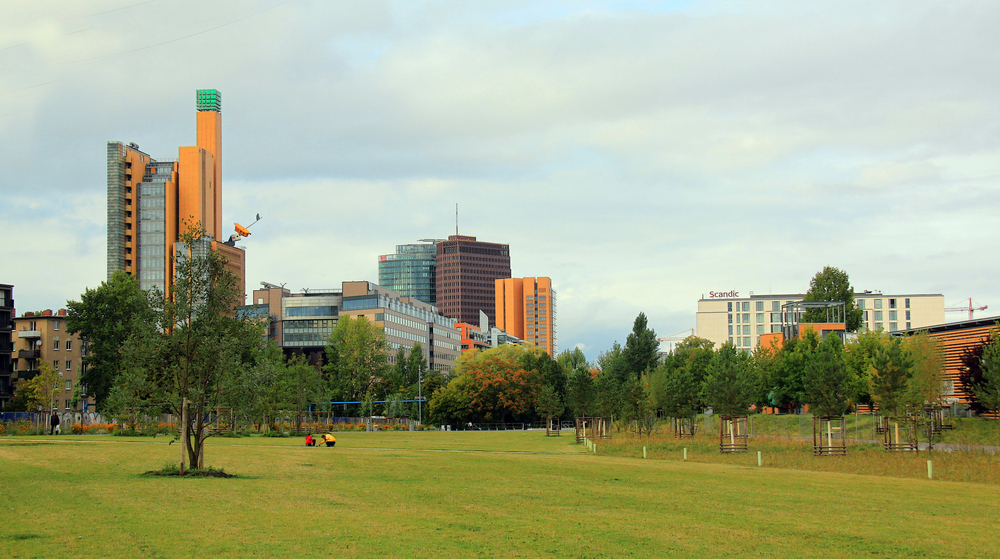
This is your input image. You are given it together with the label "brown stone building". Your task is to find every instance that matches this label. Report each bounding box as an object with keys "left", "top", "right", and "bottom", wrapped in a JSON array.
[
  {"left": 436, "top": 235, "right": 511, "bottom": 326},
  {"left": 11, "top": 309, "right": 92, "bottom": 413}
]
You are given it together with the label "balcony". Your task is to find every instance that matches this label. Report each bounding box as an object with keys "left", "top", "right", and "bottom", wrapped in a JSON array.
[
  {"left": 0, "top": 341, "right": 14, "bottom": 353},
  {"left": 16, "top": 369, "right": 39, "bottom": 381},
  {"left": 18, "top": 330, "right": 41, "bottom": 339},
  {"left": 18, "top": 349, "right": 40, "bottom": 359}
]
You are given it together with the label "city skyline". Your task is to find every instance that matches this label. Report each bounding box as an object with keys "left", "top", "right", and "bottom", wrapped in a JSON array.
[{"left": 3, "top": 1, "right": 999, "bottom": 361}]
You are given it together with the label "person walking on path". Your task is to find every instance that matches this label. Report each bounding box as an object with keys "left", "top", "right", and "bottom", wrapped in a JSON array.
[{"left": 50, "top": 411, "right": 60, "bottom": 435}]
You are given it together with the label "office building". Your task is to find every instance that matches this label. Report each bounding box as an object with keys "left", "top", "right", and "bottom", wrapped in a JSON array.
[
  {"left": 11, "top": 309, "right": 93, "bottom": 413},
  {"left": 378, "top": 240, "right": 442, "bottom": 305},
  {"left": 249, "top": 281, "right": 462, "bottom": 373},
  {"left": 0, "top": 284, "right": 13, "bottom": 409},
  {"left": 436, "top": 235, "right": 511, "bottom": 326},
  {"left": 899, "top": 315, "right": 1000, "bottom": 405},
  {"left": 495, "top": 277, "right": 558, "bottom": 356},
  {"left": 107, "top": 89, "right": 245, "bottom": 301},
  {"left": 696, "top": 291, "right": 945, "bottom": 351}
]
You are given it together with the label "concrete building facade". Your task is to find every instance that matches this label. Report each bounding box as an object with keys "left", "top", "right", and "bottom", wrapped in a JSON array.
[
  {"left": 249, "top": 281, "right": 462, "bottom": 374},
  {"left": 436, "top": 235, "right": 511, "bottom": 326},
  {"left": 378, "top": 240, "right": 441, "bottom": 306},
  {"left": 696, "top": 291, "right": 945, "bottom": 351},
  {"left": 11, "top": 309, "right": 93, "bottom": 413},
  {"left": 0, "top": 284, "right": 13, "bottom": 409},
  {"left": 107, "top": 89, "right": 245, "bottom": 301},
  {"left": 495, "top": 277, "right": 557, "bottom": 356}
]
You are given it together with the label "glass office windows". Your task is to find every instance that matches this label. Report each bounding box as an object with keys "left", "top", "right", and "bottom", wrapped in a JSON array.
[
  {"left": 743, "top": 337, "right": 750, "bottom": 347},
  {"left": 742, "top": 325, "right": 750, "bottom": 336},
  {"left": 875, "top": 322, "right": 883, "bottom": 330},
  {"left": 728, "top": 302, "right": 732, "bottom": 312},
  {"left": 771, "top": 325, "right": 781, "bottom": 333},
  {"left": 742, "top": 302, "right": 750, "bottom": 312},
  {"left": 874, "top": 299, "right": 883, "bottom": 309},
  {"left": 286, "top": 306, "right": 337, "bottom": 318},
  {"left": 889, "top": 299, "right": 896, "bottom": 309},
  {"left": 756, "top": 325, "right": 764, "bottom": 335},
  {"left": 742, "top": 313, "right": 750, "bottom": 323},
  {"left": 728, "top": 314, "right": 733, "bottom": 324},
  {"left": 736, "top": 314, "right": 740, "bottom": 324},
  {"left": 756, "top": 301, "right": 764, "bottom": 311},
  {"left": 889, "top": 311, "right": 897, "bottom": 321},
  {"left": 858, "top": 299, "right": 865, "bottom": 310},
  {"left": 771, "top": 301, "right": 780, "bottom": 311},
  {"left": 890, "top": 322, "right": 898, "bottom": 331},
  {"left": 874, "top": 311, "right": 883, "bottom": 321},
  {"left": 728, "top": 325, "right": 733, "bottom": 335},
  {"left": 756, "top": 313, "right": 764, "bottom": 323},
  {"left": 905, "top": 311, "right": 911, "bottom": 320},
  {"left": 905, "top": 298, "right": 911, "bottom": 309}
]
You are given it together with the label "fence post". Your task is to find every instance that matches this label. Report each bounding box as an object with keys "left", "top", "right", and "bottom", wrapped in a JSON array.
[
  {"left": 927, "top": 460, "right": 933, "bottom": 479},
  {"left": 643, "top": 446, "right": 647, "bottom": 459},
  {"left": 757, "top": 450, "right": 762, "bottom": 467},
  {"left": 683, "top": 447, "right": 687, "bottom": 461}
]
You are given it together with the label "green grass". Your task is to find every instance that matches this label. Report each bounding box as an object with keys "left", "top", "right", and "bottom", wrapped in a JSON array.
[
  {"left": 1, "top": 431, "right": 999, "bottom": 558},
  {"left": 744, "top": 413, "right": 1000, "bottom": 448}
]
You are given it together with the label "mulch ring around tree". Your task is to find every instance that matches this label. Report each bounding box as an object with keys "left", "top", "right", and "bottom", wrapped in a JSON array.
[{"left": 142, "top": 465, "right": 235, "bottom": 478}]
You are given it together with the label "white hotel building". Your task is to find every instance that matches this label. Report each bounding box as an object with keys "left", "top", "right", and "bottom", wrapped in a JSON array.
[{"left": 696, "top": 291, "right": 945, "bottom": 351}]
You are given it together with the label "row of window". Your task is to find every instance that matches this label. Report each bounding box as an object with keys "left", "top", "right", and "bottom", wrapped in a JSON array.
[
  {"left": 51, "top": 339, "right": 73, "bottom": 350},
  {"left": 374, "top": 313, "right": 428, "bottom": 332},
  {"left": 727, "top": 298, "right": 915, "bottom": 314},
  {"left": 385, "top": 326, "right": 427, "bottom": 345},
  {"left": 285, "top": 305, "right": 337, "bottom": 318}
]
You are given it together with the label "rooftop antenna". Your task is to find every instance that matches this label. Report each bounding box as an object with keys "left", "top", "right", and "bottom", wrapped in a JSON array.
[{"left": 455, "top": 203, "right": 459, "bottom": 235}]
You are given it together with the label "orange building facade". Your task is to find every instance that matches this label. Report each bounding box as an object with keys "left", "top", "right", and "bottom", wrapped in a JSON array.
[
  {"left": 107, "top": 89, "right": 244, "bottom": 301},
  {"left": 495, "top": 277, "right": 557, "bottom": 356}
]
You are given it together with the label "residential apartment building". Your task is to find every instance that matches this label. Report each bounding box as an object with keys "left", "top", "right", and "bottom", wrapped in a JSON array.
[
  {"left": 696, "top": 291, "right": 945, "bottom": 351},
  {"left": 495, "top": 277, "right": 558, "bottom": 356},
  {"left": 11, "top": 309, "right": 93, "bottom": 413},
  {"left": 0, "top": 284, "right": 13, "bottom": 409},
  {"left": 107, "top": 89, "right": 245, "bottom": 301},
  {"left": 436, "top": 235, "right": 511, "bottom": 326},
  {"left": 249, "top": 281, "right": 462, "bottom": 373}
]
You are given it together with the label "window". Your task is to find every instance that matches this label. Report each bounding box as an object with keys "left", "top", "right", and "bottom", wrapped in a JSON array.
[
  {"left": 771, "top": 325, "right": 781, "bottom": 333},
  {"left": 729, "top": 337, "right": 734, "bottom": 345},
  {"left": 742, "top": 313, "right": 750, "bottom": 323},
  {"left": 65, "top": 340, "right": 72, "bottom": 351},
  {"left": 874, "top": 311, "right": 883, "bottom": 321},
  {"left": 905, "top": 298, "right": 911, "bottom": 309},
  {"left": 771, "top": 301, "right": 780, "bottom": 311},
  {"left": 736, "top": 314, "right": 741, "bottom": 324},
  {"left": 905, "top": 311, "right": 911, "bottom": 320},
  {"left": 770, "top": 313, "right": 781, "bottom": 323},
  {"left": 727, "top": 302, "right": 733, "bottom": 312},
  {"left": 728, "top": 314, "right": 733, "bottom": 324},
  {"left": 742, "top": 325, "right": 750, "bottom": 336},
  {"left": 728, "top": 326, "right": 733, "bottom": 335},
  {"left": 858, "top": 299, "right": 865, "bottom": 310},
  {"left": 756, "top": 313, "right": 764, "bottom": 323},
  {"left": 743, "top": 336, "right": 751, "bottom": 347},
  {"left": 742, "top": 302, "right": 750, "bottom": 312},
  {"left": 906, "top": 322, "right": 911, "bottom": 330},
  {"left": 874, "top": 299, "right": 883, "bottom": 309},
  {"left": 756, "top": 301, "right": 764, "bottom": 311},
  {"left": 890, "top": 322, "right": 898, "bottom": 331},
  {"left": 875, "top": 323, "right": 883, "bottom": 331},
  {"left": 53, "top": 360, "right": 59, "bottom": 369},
  {"left": 65, "top": 380, "right": 72, "bottom": 391},
  {"left": 65, "top": 400, "right": 71, "bottom": 410},
  {"left": 66, "top": 360, "right": 72, "bottom": 370},
  {"left": 756, "top": 325, "right": 764, "bottom": 335},
  {"left": 889, "top": 299, "right": 896, "bottom": 309},
  {"left": 53, "top": 320, "right": 60, "bottom": 330},
  {"left": 30, "top": 320, "right": 37, "bottom": 330},
  {"left": 53, "top": 339, "right": 60, "bottom": 350},
  {"left": 889, "top": 311, "right": 897, "bottom": 321}
]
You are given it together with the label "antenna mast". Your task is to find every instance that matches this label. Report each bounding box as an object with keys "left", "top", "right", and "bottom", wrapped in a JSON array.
[{"left": 455, "top": 203, "right": 459, "bottom": 235}]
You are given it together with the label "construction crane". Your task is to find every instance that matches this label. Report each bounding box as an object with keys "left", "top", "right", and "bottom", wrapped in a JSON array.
[
  {"left": 945, "top": 298, "right": 988, "bottom": 321},
  {"left": 226, "top": 213, "right": 261, "bottom": 245},
  {"left": 657, "top": 328, "right": 695, "bottom": 355}
]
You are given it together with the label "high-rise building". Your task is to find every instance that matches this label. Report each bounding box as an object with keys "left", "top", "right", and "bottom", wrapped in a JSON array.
[
  {"left": 436, "top": 235, "right": 511, "bottom": 326},
  {"left": 378, "top": 240, "right": 442, "bottom": 305},
  {"left": 495, "top": 277, "right": 557, "bottom": 356},
  {"left": 107, "top": 89, "right": 245, "bottom": 300},
  {"left": 0, "top": 284, "right": 13, "bottom": 409}
]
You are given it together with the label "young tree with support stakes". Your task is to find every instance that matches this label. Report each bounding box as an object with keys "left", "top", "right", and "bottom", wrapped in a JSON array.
[
  {"left": 971, "top": 335, "right": 1000, "bottom": 437},
  {"left": 869, "top": 336, "right": 914, "bottom": 419},
  {"left": 701, "top": 342, "right": 758, "bottom": 452},
  {"left": 802, "top": 331, "right": 850, "bottom": 456}
]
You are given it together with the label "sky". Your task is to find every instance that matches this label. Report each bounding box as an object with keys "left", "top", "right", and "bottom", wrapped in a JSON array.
[{"left": 2, "top": 0, "right": 999, "bottom": 362}]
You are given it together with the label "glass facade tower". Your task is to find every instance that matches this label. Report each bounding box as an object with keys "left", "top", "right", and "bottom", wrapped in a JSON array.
[{"left": 378, "top": 241, "right": 441, "bottom": 306}]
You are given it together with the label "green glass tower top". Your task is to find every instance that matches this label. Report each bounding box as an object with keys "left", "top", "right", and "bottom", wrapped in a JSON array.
[{"left": 196, "top": 89, "right": 221, "bottom": 112}]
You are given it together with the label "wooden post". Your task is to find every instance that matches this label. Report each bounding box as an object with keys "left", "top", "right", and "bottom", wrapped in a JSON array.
[
  {"left": 179, "top": 397, "right": 188, "bottom": 476},
  {"left": 927, "top": 460, "right": 933, "bottom": 479},
  {"left": 757, "top": 450, "right": 762, "bottom": 467},
  {"left": 643, "top": 446, "right": 647, "bottom": 459},
  {"left": 683, "top": 447, "right": 687, "bottom": 461}
]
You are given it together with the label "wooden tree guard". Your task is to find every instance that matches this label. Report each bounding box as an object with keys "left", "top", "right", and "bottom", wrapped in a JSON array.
[
  {"left": 596, "top": 416, "right": 612, "bottom": 439},
  {"left": 672, "top": 416, "right": 697, "bottom": 438},
  {"left": 875, "top": 415, "right": 889, "bottom": 435},
  {"left": 574, "top": 417, "right": 590, "bottom": 443},
  {"left": 883, "top": 417, "right": 918, "bottom": 452},
  {"left": 927, "top": 408, "right": 953, "bottom": 433},
  {"left": 812, "top": 416, "right": 847, "bottom": 456},
  {"left": 207, "top": 406, "right": 234, "bottom": 435},
  {"left": 719, "top": 415, "right": 748, "bottom": 453},
  {"left": 545, "top": 417, "right": 560, "bottom": 436}
]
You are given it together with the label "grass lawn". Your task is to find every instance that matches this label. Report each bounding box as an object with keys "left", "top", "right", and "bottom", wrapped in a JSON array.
[{"left": 2, "top": 431, "right": 998, "bottom": 558}]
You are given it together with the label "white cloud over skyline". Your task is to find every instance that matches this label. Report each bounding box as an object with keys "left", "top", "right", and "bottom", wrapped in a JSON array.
[{"left": 2, "top": 0, "right": 998, "bottom": 360}]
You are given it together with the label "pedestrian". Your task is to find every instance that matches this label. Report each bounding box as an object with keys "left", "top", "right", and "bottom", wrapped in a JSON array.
[
  {"left": 323, "top": 433, "right": 336, "bottom": 447},
  {"left": 305, "top": 434, "right": 316, "bottom": 447},
  {"left": 50, "top": 411, "right": 61, "bottom": 435}
]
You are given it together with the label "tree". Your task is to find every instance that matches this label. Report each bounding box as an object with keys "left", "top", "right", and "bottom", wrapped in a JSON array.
[
  {"left": 535, "top": 385, "right": 565, "bottom": 427},
  {"left": 458, "top": 346, "right": 544, "bottom": 422},
  {"left": 802, "top": 332, "right": 850, "bottom": 417},
  {"left": 801, "top": 266, "right": 864, "bottom": 332},
  {"left": 66, "top": 270, "right": 154, "bottom": 411},
  {"left": 427, "top": 375, "right": 471, "bottom": 426},
  {"left": 654, "top": 336, "right": 714, "bottom": 421},
  {"left": 903, "top": 332, "right": 946, "bottom": 411},
  {"left": 324, "top": 315, "right": 391, "bottom": 411},
  {"left": 844, "top": 330, "right": 895, "bottom": 407},
  {"left": 565, "top": 367, "right": 596, "bottom": 417},
  {"left": 7, "top": 361, "right": 62, "bottom": 413},
  {"left": 701, "top": 342, "right": 757, "bottom": 417},
  {"left": 557, "top": 347, "right": 589, "bottom": 372},
  {"left": 594, "top": 342, "right": 628, "bottom": 418},
  {"left": 623, "top": 313, "right": 659, "bottom": 378},
  {"left": 970, "top": 335, "right": 1000, "bottom": 432},
  {"left": 869, "top": 335, "right": 913, "bottom": 418},
  {"left": 957, "top": 331, "right": 999, "bottom": 414}
]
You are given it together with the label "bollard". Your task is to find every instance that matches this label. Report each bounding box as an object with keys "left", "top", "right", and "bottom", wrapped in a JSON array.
[
  {"left": 683, "top": 447, "right": 687, "bottom": 461},
  {"left": 757, "top": 450, "right": 762, "bottom": 467},
  {"left": 643, "top": 446, "right": 647, "bottom": 459},
  {"left": 593, "top": 444, "right": 597, "bottom": 454},
  {"left": 927, "top": 460, "right": 933, "bottom": 479}
]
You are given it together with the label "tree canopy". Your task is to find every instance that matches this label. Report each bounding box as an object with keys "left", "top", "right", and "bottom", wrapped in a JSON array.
[{"left": 802, "top": 266, "right": 864, "bottom": 332}]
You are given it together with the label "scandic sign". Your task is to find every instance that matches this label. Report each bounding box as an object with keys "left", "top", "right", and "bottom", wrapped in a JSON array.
[{"left": 709, "top": 291, "right": 739, "bottom": 298}]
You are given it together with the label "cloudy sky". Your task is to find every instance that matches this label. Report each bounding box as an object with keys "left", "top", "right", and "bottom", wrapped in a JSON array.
[{"left": 3, "top": 0, "right": 998, "bottom": 360}]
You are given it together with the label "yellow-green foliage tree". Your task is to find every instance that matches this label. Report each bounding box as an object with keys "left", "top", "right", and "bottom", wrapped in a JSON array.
[
  {"left": 903, "top": 332, "right": 946, "bottom": 412},
  {"left": 324, "top": 315, "right": 390, "bottom": 410},
  {"left": 7, "top": 361, "right": 62, "bottom": 412}
]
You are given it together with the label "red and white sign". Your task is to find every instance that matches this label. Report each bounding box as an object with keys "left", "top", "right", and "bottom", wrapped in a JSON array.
[{"left": 709, "top": 291, "right": 739, "bottom": 298}]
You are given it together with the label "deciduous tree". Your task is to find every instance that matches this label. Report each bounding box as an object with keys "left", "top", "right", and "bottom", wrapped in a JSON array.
[{"left": 802, "top": 266, "right": 864, "bottom": 332}]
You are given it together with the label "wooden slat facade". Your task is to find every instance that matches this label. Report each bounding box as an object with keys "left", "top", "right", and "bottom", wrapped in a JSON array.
[{"left": 905, "top": 317, "right": 1000, "bottom": 403}]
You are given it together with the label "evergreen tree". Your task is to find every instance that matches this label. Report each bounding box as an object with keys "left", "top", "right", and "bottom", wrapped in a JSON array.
[{"left": 623, "top": 313, "right": 659, "bottom": 378}]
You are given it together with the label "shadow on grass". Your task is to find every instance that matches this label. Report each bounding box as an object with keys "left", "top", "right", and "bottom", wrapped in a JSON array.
[
  {"left": 142, "top": 464, "right": 236, "bottom": 478},
  {"left": 2, "top": 534, "right": 42, "bottom": 541}
]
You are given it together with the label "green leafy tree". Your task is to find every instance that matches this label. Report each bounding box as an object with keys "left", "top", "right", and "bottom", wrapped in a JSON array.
[
  {"left": 324, "top": 315, "right": 391, "bottom": 410},
  {"left": 7, "top": 361, "right": 62, "bottom": 412},
  {"left": 623, "top": 313, "right": 659, "bottom": 378},
  {"left": 970, "top": 336, "right": 1000, "bottom": 433},
  {"left": 869, "top": 335, "right": 914, "bottom": 418},
  {"left": 801, "top": 266, "right": 864, "bottom": 332},
  {"left": 802, "top": 332, "right": 850, "bottom": 417},
  {"left": 427, "top": 375, "right": 470, "bottom": 426},
  {"left": 701, "top": 342, "right": 757, "bottom": 417},
  {"left": 903, "top": 331, "right": 946, "bottom": 412},
  {"left": 844, "top": 330, "right": 895, "bottom": 407},
  {"left": 66, "top": 270, "right": 155, "bottom": 411},
  {"left": 565, "top": 367, "right": 596, "bottom": 417},
  {"left": 557, "top": 347, "right": 589, "bottom": 372},
  {"left": 654, "top": 336, "right": 714, "bottom": 421},
  {"left": 594, "top": 342, "right": 628, "bottom": 418},
  {"left": 535, "top": 384, "right": 565, "bottom": 426}
]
